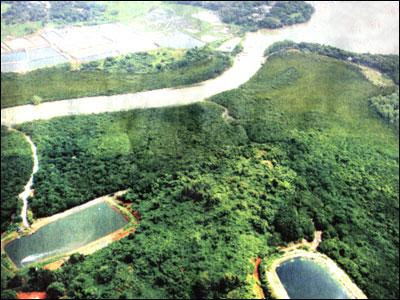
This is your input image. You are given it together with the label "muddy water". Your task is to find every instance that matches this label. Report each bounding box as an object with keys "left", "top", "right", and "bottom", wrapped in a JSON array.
[
  {"left": 1, "top": 2, "right": 398, "bottom": 126},
  {"left": 258, "top": 1, "right": 399, "bottom": 54}
]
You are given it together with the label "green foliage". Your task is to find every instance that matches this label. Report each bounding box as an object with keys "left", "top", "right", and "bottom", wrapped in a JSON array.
[
  {"left": 0, "top": 289, "right": 16, "bottom": 299},
  {"left": 5, "top": 52, "right": 398, "bottom": 299},
  {"left": 273, "top": 204, "right": 315, "bottom": 243},
  {"left": 31, "top": 95, "right": 42, "bottom": 105},
  {"left": 17, "top": 103, "right": 247, "bottom": 216},
  {"left": 274, "top": 205, "right": 302, "bottom": 242},
  {"left": 46, "top": 282, "right": 65, "bottom": 299},
  {"left": 27, "top": 267, "right": 55, "bottom": 291},
  {"left": 1, "top": 1, "right": 105, "bottom": 26},
  {"left": 1, "top": 47, "right": 231, "bottom": 108},
  {"left": 212, "top": 52, "right": 399, "bottom": 299},
  {"left": 1, "top": 126, "right": 33, "bottom": 232},
  {"left": 369, "top": 91, "right": 399, "bottom": 131},
  {"left": 265, "top": 40, "right": 400, "bottom": 84},
  {"left": 174, "top": 1, "right": 314, "bottom": 30},
  {"left": 231, "top": 42, "right": 244, "bottom": 56},
  {"left": 50, "top": 1, "right": 105, "bottom": 24}
]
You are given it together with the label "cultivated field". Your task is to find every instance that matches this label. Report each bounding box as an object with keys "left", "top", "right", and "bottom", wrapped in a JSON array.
[{"left": 1, "top": 3, "right": 235, "bottom": 73}]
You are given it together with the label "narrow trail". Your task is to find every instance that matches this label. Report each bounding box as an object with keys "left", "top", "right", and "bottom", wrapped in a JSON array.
[
  {"left": 279, "top": 230, "right": 323, "bottom": 252},
  {"left": 212, "top": 101, "right": 236, "bottom": 122},
  {"left": 252, "top": 257, "right": 265, "bottom": 299},
  {"left": 221, "top": 106, "right": 235, "bottom": 122},
  {"left": 7, "top": 126, "right": 39, "bottom": 228}
]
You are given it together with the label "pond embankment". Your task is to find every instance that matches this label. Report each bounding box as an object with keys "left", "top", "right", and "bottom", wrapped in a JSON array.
[
  {"left": 2, "top": 190, "right": 136, "bottom": 269},
  {"left": 265, "top": 231, "right": 367, "bottom": 299},
  {"left": 266, "top": 250, "right": 367, "bottom": 299}
]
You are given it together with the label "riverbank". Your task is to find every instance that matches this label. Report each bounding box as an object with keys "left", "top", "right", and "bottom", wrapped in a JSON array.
[{"left": 2, "top": 1, "right": 398, "bottom": 126}]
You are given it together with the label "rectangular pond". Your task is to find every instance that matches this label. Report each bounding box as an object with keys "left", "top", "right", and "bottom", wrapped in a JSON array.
[
  {"left": 1, "top": 51, "right": 27, "bottom": 63},
  {"left": 157, "top": 31, "right": 205, "bottom": 49},
  {"left": 1, "top": 61, "right": 27, "bottom": 73},
  {"left": 4, "top": 202, "right": 128, "bottom": 268},
  {"left": 276, "top": 257, "right": 350, "bottom": 299}
]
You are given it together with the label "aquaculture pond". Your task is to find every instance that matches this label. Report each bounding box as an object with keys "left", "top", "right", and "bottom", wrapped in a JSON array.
[
  {"left": 276, "top": 257, "right": 350, "bottom": 299},
  {"left": 4, "top": 202, "right": 128, "bottom": 268}
]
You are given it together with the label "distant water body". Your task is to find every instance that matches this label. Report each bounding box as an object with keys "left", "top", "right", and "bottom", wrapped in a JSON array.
[
  {"left": 2, "top": 1, "right": 398, "bottom": 126},
  {"left": 276, "top": 257, "right": 350, "bottom": 299},
  {"left": 305, "top": 1, "right": 399, "bottom": 54},
  {"left": 252, "top": 1, "right": 399, "bottom": 55}
]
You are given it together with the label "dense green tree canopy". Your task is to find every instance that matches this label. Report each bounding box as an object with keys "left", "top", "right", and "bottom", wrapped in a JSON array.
[
  {"left": 2, "top": 51, "right": 398, "bottom": 299},
  {"left": 174, "top": 1, "right": 314, "bottom": 31}
]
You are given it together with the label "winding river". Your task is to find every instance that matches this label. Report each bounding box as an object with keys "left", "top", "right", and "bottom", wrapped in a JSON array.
[{"left": 1, "top": 2, "right": 398, "bottom": 127}]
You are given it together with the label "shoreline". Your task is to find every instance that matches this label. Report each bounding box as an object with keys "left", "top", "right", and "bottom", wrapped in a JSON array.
[
  {"left": 1, "top": 190, "right": 136, "bottom": 270},
  {"left": 265, "top": 250, "right": 367, "bottom": 299},
  {"left": 28, "top": 190, "right": 128, "bottom": 234},
  {"left": 2, "top": 1, "right": 398, "bottom": 127}
]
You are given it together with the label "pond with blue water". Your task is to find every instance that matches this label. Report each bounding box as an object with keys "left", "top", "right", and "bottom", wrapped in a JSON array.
[{"left": 276, "top": 257, "right": 350, "bottom": 299}]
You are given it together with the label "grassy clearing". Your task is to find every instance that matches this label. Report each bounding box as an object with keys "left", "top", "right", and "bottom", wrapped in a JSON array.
[
  {"left": 358, "top": 65, "right": 394, "bottom": 87},
  {"left": 1, "top": 20, "right": 42, "bottom": 42},
  {"left": 215, "top": 52, "right": 397, "bottom": 145},
  {"left": 100, "top": 1, "right": 161, "bottom": 23}
]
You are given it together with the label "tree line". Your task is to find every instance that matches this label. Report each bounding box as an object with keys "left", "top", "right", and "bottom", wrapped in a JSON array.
[
  {"left": 2, "top": 1, "right": 105, "bottom": 26},
  {"left": 265, "top": 40, "right": 399, "bottom": 84},
  {"left": 174, "top": 1, "right": 314, "bottom": 31},
  {"left": 2, "top": 49, "right": 398, "bottom": 299}
]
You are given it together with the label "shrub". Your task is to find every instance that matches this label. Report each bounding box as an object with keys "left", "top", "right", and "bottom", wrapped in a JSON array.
[
  {"left": 47, "top": 282, "right": 65, "bottom": 299},
  {"left": 31, "top": 95, "right": 42, "bottom": 105}
]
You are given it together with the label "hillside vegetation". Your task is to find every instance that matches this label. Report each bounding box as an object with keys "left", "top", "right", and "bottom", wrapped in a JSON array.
[
  {"left": 265, "top": 40, "right": 399, "bottom": 84},
  {"left": 1, "top": 47, "right": 231, "bottom": 108},
  {"left": 1, "top": 1, "right": 105, "bottom": 26},
  {"left": 174, "top": 1, "right": 314, "bottom": 31},
  {"left": 1, "top": 126, "right": 33, "bottom": 232},
  {"left": 1, "top": 1, "right": 106, "bottom": 41},
  {"left": 369, "top": 91, "right": 399, "bottom": 131},
  {"left": 2, "top": 52, "right": 397, "bottom": 299}
]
